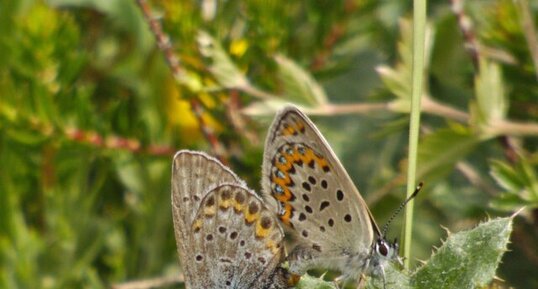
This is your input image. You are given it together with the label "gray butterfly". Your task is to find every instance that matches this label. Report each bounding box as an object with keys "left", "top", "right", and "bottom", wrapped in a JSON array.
[
  {"left": 172, "top": 150, "right": 292, "bottom": 289},
  {"left": 261, "top": 106, "right": 402, "bottom": 285}
]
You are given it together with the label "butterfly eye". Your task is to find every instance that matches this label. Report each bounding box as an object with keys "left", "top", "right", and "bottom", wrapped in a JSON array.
[{"left": 376, "top": 239, "right": 390, "bottom": 257}]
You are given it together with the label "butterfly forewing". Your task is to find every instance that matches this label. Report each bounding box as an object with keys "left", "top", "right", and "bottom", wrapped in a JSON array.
[{"left": 262, "top": 106, "right": 377, "bottom": 275}]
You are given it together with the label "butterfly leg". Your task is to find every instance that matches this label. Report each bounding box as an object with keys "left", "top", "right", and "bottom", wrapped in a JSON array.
[
  {"left": 333, "top": 275, "right": 352, "bottom": 289},
  {"left": 331, "top": 278, "right": 342, "bottom": 289},
  {"left": 353, "top": 275, "right": 366, "bottom": 289},
  {"left": 286, "top": 244, "right": 324, "bottom": 276},
  {"left": 380, "top": 264, "right": 387, "bottom": 289},
  {"left": 267, "top": 267, "right": 298, "bottom": 289}
]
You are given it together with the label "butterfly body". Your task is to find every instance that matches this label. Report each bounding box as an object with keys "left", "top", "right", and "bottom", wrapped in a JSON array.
[{"left": 262, "top": 106, "right": 400, "bottom": 284}]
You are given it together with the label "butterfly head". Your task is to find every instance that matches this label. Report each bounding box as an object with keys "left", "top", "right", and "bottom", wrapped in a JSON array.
[
  {"left": 374, "top": 182, "right": 423, "bottom": 267},
  {"left": 373, "top": 237, "right": 402, "bottom": 266},
  {"left": 370, "top": 237, "right": 402, "bottom": 289}
]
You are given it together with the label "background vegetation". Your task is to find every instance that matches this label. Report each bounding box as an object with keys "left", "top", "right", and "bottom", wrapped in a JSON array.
[{"left": 1, "top": 0, "right": 537, "bottom": 288}]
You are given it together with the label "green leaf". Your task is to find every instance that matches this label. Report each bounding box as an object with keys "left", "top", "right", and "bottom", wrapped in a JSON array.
[
  {"left": 490, "top": 159, "right": 524, "bottom": 192},
  {"left": 49, "top": 0, "right": 154, "bottom": 53},
  {"left": 5, "top": 127, "right": 50, "bottom": 145},
  {"left": 377, "top": 64, "right": 410, "bottom": 107},
  {"left": 471, "top": 57, "right": 507, "bottom": 135},
  {"left": 417, "top": 126, "right": 480, "bottom": 180},
  {"left": 490, "top": 193, "right": 527, "bottom": 211},
  {"left": 274, "top": 54, "right": 327, "bottom": 107},
  {"left": 242, "top": 55, "right": 328, "bottom": 115},
  {"left": 114, "top": 153, "right": 146, "bottom": 196},
  {"left": 291, "top": 270, "right": 411, "bottom": 289},
  {"left": 241, "top": 98, "right": 298, "bottom": 116},
  {"left": 377, "top": 18, "right": 433, "bottom": 113},
  {"left": 295, "top": 274, "right": 337, "bottom": 289},
  {"left": 366, "top": 263, "right": 411, "bottom": 289},
  {"left": 378, "top": 19, "right": 414, "bottom": 102},
  {"left": 490, "top": 159, "right": 538, "bottom": 211},
  {"left": 198, "top": 31, "right": 250, "bottom": 91},
  {"left": 412, "top": 216, "right": 513, "bottom": 289}
]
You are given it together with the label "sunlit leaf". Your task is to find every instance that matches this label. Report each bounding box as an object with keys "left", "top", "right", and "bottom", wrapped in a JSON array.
[
  {"left": 198, "top": 31, "right": 250, "bottom": 90},
  {"left": 275, "top": 54, "right": 327, "bottom": 107},
  {"left": 490, "top": 159, "right": 538, "bottom": 211},
  {"left": 472, "top": 58, "right": 507, "bottom": 136}
]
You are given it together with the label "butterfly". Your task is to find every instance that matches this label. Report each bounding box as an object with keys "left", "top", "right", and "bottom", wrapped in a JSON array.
[
  {"left": 171, "top": 150, "right": 292, "bottom": 289},
  {"left": 261, "top": 105, "right": 406, "bottom": 286}
]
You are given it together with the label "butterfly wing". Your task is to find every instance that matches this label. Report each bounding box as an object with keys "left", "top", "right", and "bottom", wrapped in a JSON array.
[
  {"left": 261, "top": 106, "right": 378, "bottom": 276},
  {"left": 171, "top": 150, "right": 244, "bottom": 288},
  {"left": 190, "top": 184, "right": 289, "bottom": 289}
]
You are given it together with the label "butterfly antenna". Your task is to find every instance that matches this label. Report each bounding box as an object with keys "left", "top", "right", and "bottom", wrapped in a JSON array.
[{"left": 381, "top": 182, "right": 423, "bottom": 237}]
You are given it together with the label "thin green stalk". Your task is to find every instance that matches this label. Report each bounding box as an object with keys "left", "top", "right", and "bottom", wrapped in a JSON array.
[{"left": 403, "top": 0, "right": 426, "bottom": 269}]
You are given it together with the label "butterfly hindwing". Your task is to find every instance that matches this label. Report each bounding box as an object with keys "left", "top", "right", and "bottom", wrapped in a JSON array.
[
  {"left": 172, "top": 151, "right": 244, "bottom": 288},
  {"left": 172, "top": 150, "right": 291, "bottom": 289},
  {"left": 190, "top": 184, "right": 288, "bottom": 289}
]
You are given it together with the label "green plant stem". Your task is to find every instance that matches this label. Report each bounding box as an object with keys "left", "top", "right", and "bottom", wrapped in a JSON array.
[{"left": 403, "top": 0, "right": 426, "bottom": 269}]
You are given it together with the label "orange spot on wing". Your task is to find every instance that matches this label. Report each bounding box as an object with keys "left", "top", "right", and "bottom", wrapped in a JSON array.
[
  {"left": 232, "top": 200, "right": 243, "bottom": 212},
  {"left": 279, "top": 203, "right": 293, "bottom": 225},
  {"left": 316, "top": 156, "right": 328, "bottom": 168},
  {"left": 255, "top": 221, "right": 270, "bottom": 239},
  {"left": 244, "top": 210, "right": 259, "bottom": 224},
  {"left": 218, "top": 198, "right": 232, "bottom": 209},
  {"left": 273, "top": 184, "right": 293, "bottom": 203},
  {"left": 295, "top": 121, "right": 305, "bottom": 133},
  {"left": 301, "top": 148, "right": 316, "bottom": 164},
  {"left": 275, "top": 156, "right": 293, "bottom": 172},
  {"left": 290, "top": 150, "right": 302, "bottom": 162},
  {"left": 203, "top": 206, "right": 216, "bottom": 217},
  {"left": 192, "top": 219, "right": 203, "bottom": 231},
  {"left": 272, "top": 174, "right": 291, "bottom": 190},
  {"left": 265, "top": 239, "right": 280, "bottom": 254},
  {"left": 282, "top": 126, "right": 295, "bottom": 136},
  {"left": 273, "top": 171, "right": 292, "bottom": 186}
]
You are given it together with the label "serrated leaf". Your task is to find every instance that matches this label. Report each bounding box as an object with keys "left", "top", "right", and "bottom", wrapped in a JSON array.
[
  {"left": 412, "top": 217, "right": 513, "bottom": 289},
  {"left": 274, "top": 54, "right": 327, "bottom": 107},
  {"left": 295, "top": 274, "right": 337, "bottom": 289},
  {"left": 293, "top": 259, "right": 411, "bottom": 289},
  {"left": 289, "top": 139, "right": 512, "bottom": 289}
]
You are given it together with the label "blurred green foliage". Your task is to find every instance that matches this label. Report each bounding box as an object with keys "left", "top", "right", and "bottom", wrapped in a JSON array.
[{"left": 1, "top": 0, "right": 537, "bottom": 288}]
